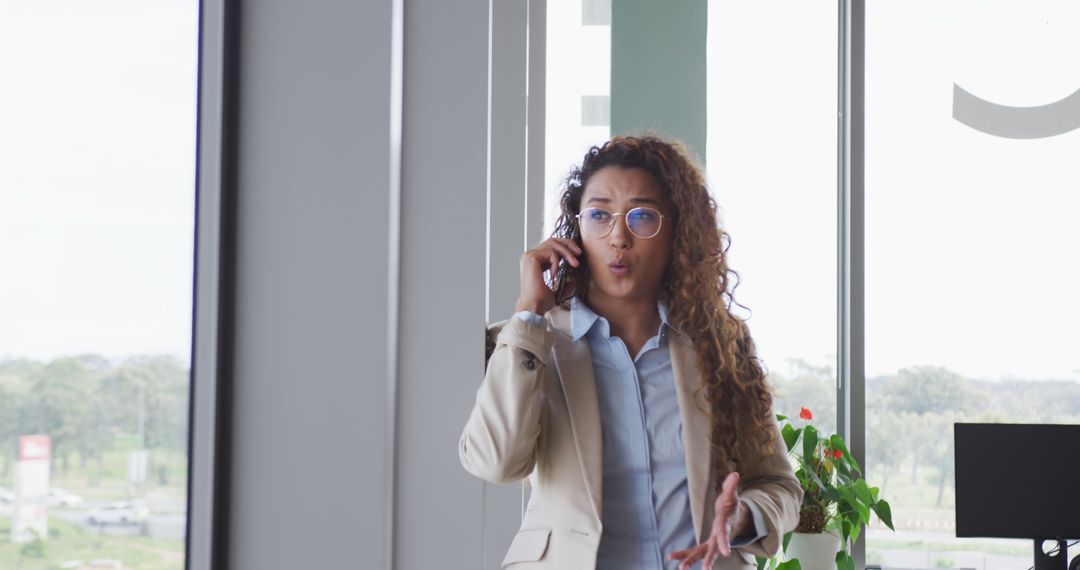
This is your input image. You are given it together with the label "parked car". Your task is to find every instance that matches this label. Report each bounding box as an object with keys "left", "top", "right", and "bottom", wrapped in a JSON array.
[
  {"left": 87, "top": 501, "right": 149, "bottom": 526},
  {"left": 48, "top": 488, "right": 85, "bottom": 508}
]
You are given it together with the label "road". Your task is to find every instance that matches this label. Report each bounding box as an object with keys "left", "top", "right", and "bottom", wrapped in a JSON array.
[{"left": 0, "top": 498, "right": 187, "bottom": 541}]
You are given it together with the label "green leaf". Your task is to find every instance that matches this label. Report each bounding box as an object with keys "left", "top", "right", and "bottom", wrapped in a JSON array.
[
  {"left": 756, "top": 556, "right": 767, "bottom": 570},
  {"left": 777, "top": 560, "right": 802, "bottom": 570},
  {"left": 803, "top": 425, "right": 819, "bottom": 460},
  {"left": 840, "top": 519, "right": 852, "bottom": 543},
  {"left": 854, "top": 501, "right": 870, "bottom": 524},
  {"left": 835, "top": 459, "right": 853, "bottom": 479},
  {"left": 830, "top": 434, "right": 862, "bottom": 474},
  {"left": 854, "top": 479, "right": 873, "bottom": 505},
  {"left": 836, "top": 551, "right": 855, "bottom": 570},
  {"left": 800, "top": 459, "right": 829, "bottom": 492},
  {"left": 848, "top": 521, "right": 862, "bottom": 544},
  {"left": 777, "top": 413, "right": 788, "bottom": 422},
  {"left": 829, "top": 434, "right": 849, "bottom": 454},
  {"left": 782, "top": 531, "right": 793, "bottom": 552},
  {"left": 782, "top": 424, "right": 800, "bottom": 453},
  {"left": 872, "top": 499, "right": 895, "bottom": 530}
]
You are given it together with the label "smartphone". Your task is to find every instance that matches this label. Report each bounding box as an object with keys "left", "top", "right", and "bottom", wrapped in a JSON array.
[{"left": 550, "top": 257, "right": 575, "bottom": 305}]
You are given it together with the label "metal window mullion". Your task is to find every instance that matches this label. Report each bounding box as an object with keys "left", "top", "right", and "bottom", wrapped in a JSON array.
[
  {"left": 838, "top": 0, "right": 866, "bottom": 567},
  {"left": 384, "top": 0, "right": 405, "bottom": 567},
  {"left": 525, "top": 0, "right": 547, "bottom": 252},
  {"left": 188, "top": 0, "right": 237, "bottom": 568}
]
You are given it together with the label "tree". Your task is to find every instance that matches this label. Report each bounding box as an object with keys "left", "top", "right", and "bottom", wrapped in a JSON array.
[
  {"left": 23, "top": 357, "right": 105, "bottom": 473},
  {"left": 866, "top": 410, "right": 907, "bottom": 491},
  {"left": 0, "top": 372, "right": 29, "bottom": 478},
  {"left": 881, "top": 366, "right": 985, "bottom": 416}
]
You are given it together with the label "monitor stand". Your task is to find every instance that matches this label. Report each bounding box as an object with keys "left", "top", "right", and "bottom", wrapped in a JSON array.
[{"left": 1035, "top": 539, "right": 1068, "bottom": 570}]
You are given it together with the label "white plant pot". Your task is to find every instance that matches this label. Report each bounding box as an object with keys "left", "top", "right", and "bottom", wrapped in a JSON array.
[{"left": 784, "top": 531, "right": 842, "bottom": 570}]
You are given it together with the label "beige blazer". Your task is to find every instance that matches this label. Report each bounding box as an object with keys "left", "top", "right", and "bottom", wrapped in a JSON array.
[{"left": 459, "top": 305, "right": 802, "bottom": 569}]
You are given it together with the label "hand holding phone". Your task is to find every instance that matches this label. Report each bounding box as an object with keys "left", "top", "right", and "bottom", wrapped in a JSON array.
[{"left": 515, "top": 238, "right": 581, "bottom": 315}]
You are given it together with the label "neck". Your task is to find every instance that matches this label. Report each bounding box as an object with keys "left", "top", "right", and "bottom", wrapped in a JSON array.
[{"left": 585, "top": 289, "right": 661, "bottom": 341}]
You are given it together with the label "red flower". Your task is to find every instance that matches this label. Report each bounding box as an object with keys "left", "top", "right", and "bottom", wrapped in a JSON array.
[
  {"left": 833, "top": 449, "right": 843, "bottom": 459},
  {"left": 799, "top": 407, "right": 813, "bottom": 420}
]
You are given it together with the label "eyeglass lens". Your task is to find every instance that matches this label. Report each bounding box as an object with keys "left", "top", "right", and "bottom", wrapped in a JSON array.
[{"left": 579, "top": 207, "right": 662, "bottom": 238}]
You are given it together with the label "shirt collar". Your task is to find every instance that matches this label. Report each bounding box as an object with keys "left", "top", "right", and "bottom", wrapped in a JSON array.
[{"left": 569, "top": 296, "right": 670, "bottom": 342}]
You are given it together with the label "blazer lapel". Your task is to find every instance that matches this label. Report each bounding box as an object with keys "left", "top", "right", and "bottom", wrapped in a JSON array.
[
  {"left": 669, "top": 330, "right": 715, "bottom": 545},
  {"left": 548, "top": 308, "right": 604, "bottom": 524}
]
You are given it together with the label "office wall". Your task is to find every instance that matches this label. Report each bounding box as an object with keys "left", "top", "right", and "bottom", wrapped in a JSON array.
[
  {"left": 217, "top": 0, "right": 527, "bottom": 568},
  {"left": 395, "top": 0, "right": 490, "bottom": 568},
  {"left": 226, "top": 0, "right": 397, "bottom": 568}
]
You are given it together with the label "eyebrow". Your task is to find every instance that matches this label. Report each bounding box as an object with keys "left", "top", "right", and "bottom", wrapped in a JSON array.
[{"left": 585, "top": 196, "right": 663, "bottom": 206}]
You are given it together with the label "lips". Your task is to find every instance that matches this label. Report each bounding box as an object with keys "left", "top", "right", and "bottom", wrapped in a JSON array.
[{"left": 608, "top": 261, "right": 629, "bottom": 276}]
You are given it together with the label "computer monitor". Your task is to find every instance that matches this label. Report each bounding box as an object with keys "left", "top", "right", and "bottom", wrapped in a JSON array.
[{"left": 955, "top": 423, "right": 1080, "bottom": 570}]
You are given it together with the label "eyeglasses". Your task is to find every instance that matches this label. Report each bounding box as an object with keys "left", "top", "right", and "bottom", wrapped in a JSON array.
[{"left": 575, "top": 206, "right": 667, "bottom": 239}]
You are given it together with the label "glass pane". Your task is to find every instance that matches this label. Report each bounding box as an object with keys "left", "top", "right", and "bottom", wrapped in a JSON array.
[
  {"left": 866, "top": 2, "right": 1080, "bottom": 568},
  {"left": 0, "top": 1, "right": 198, "bottom": 568},
  {"left": 707, "top": 2, "right": 838, "bottom": 432},
  {"left": 544, "top": 0, "right": 611, "bottom": 235}
]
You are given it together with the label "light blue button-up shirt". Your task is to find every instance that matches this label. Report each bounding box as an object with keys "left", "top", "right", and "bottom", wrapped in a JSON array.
[
  {"left": 570, "top": 297, "right": 696, "bottom": 569},
  {"left": 515, "top": 299, "right": 764, "bottom": 569}
]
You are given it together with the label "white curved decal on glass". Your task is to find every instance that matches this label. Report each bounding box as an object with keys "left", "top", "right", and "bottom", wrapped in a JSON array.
[{"left": 952, "top": 83, "right": 1080, "bottom": 139}]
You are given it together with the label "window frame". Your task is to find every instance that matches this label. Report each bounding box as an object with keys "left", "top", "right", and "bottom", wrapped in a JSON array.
[{"left": 188, "top": 0, "right": 235, "bottom": 568}]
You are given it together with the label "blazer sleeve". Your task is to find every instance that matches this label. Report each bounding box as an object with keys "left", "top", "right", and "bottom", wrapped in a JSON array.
[
  {"left": 734, "top": 413, "right": 804, "bottom": 559},
  {"left": 458, "top": 316, "right": 553, "bottom": 484}
]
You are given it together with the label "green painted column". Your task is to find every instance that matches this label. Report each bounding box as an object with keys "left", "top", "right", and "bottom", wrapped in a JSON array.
[{"left": 610, "top": 0, "right": 707, "bottom": 165}]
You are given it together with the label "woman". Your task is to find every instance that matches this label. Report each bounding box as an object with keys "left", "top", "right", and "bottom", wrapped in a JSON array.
[{"left": 459, "top": 135, "right": 800, "bottom": 569}]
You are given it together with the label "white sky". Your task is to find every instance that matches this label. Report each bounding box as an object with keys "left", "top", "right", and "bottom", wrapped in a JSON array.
[{"left": 0, "top": 0, "right": 198, "bottom": 364}]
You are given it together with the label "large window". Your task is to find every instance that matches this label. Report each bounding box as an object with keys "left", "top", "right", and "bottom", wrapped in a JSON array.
[
  {"left": 545, "top": 3, "right": 839, "bottom": 432},
  {"left": 865, "top": 2, "right": 1080, "bottom": 568},
  {"left": 707, "top": 1, "right": 839, "bottom": 432},
  {"left": 0, "top": 1, "right": 198, "bottom": 568},
  {"left": 543, "top": 3, "right": 1080, "bottom": 567},
  {"left": 544, "top": 0, "right": 611, "bottom": 234}
]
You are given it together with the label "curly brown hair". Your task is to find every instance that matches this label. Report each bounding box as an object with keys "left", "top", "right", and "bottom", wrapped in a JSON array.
[{"left": 551, "top": 134, "right": 775, "bottom": 487}]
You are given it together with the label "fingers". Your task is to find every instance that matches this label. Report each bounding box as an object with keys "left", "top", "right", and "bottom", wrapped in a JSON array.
[
  {"left": 516, "top": 238, "right": 583, "bottom": 314},
  {"left": 721, "top": 471, "right": 741, "bottom": 495},
  {"left": 702, "top": 535, "right": 719, "bottom": 569},
  {"left": 713, "top": 471, "right": 742, "bottom": 557},
  {"left": 550, "top": 237, "right": 582, "bottom": 254},
  {"left": 714, "top": 503, "right": 731, "bottom": 557},
  {"left": 668, "top": 546, "right": 694, "bottom": 560},
  {"left": 545, "top": 239, "right": 581, "bottom": 268},
  {"left": 670, "top": 544, "right": 707, "bottom": 570},
  {"left": 523, "top": 239, "right": 580, "bottom": 272}
]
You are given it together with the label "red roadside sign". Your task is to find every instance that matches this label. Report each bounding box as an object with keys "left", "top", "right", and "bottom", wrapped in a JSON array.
[{"left": 18, "top": 435, "right": 50, "bottom": 461}]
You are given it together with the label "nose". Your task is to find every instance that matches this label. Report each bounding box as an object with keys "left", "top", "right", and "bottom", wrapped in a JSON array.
[{"left": 608, "top": 214, "right": 632, "bottom": 250}]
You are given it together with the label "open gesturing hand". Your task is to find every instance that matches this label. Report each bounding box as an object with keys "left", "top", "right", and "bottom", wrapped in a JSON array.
[{"left": 668, "top": 472, "right": 750, "bottom": 570}]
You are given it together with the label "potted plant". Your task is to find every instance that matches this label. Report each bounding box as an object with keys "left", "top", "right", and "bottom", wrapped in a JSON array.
[{"left": 757, "top": 407, "right": 895, "bottom": 570}]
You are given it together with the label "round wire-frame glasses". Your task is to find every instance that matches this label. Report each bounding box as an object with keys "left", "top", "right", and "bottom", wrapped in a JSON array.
[{"left": 575, "top": 206, "right": 666, "bottom": 239}]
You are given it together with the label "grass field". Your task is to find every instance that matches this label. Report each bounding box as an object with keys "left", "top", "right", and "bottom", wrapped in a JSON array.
[
  {"left": 1, "top": 437, "right": 188, "bottom": 569},
  {"left": 0, "top": 517, "right": 184, "bottom": 570}
]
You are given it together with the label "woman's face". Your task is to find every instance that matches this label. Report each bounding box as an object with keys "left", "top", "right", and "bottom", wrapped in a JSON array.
[{"left": 579, "top": 166, "right": 675, "bottom": 305}]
